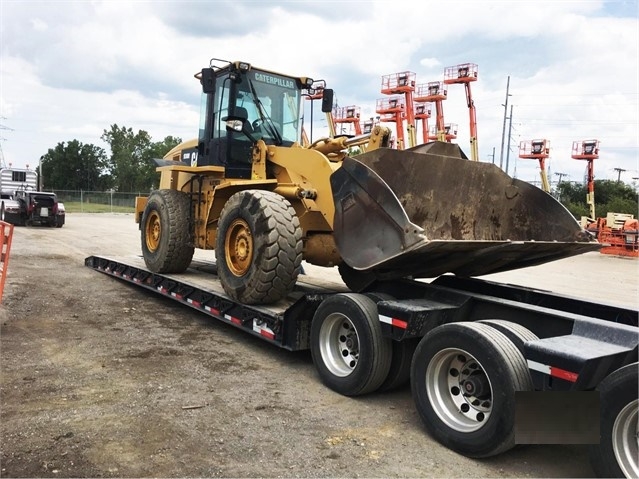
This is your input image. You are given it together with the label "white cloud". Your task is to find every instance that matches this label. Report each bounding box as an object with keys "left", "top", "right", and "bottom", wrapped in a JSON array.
[{"left": 0, "top": 0, "right": 637, "bottom": 188}]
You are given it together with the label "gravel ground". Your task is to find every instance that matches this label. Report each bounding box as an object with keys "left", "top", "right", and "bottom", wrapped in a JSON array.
[{"left": 1, "top": 213, "right": 637, "bottom": 478}]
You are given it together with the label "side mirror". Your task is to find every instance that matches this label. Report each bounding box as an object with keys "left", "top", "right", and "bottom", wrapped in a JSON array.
[
  {"left": 321, "top": 89, "right": 334, "bottom": 113},
  {"left": 200, "top": 68, "right": 215, "bottom": 93}
]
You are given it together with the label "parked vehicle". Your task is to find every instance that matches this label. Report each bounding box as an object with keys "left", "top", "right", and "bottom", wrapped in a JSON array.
[{"left": 1, "top": 189, "right": 64, "bottom": 227}]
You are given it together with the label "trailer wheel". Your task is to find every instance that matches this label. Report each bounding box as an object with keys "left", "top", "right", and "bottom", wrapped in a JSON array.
[
  {"left": 589, "top": 362, "right": 638, "bottom": 479},
  {"left": 216, "top": 190, "right": 302, "bottom": 305},
  {"left": 478, "top": 320, "right": 539, "bottom": 356},
  {"left": 365, "top": 292, "right": 417, "bottom": 392},
  {"left": 411, "top": 322, "right": 533, "bottom": 458},
  {"left": 141, "top": 189, "right": 194, "bottom": 273},
  {"left": 311, "top": 293, "right": 392, "bottom": 396}
]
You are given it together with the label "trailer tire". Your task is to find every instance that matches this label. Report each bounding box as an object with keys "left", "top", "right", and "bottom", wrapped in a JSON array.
[
  {"left": 216, "top": 190, "right": 302, "bottom": 305},
  {"left": 141, "top": 189, "right": 194, "bottom": 273},
  {"left": 311, "top": 293, "right": 392, "bottom": 396},
  {"left": 411, "top": 321, "right": 533, "bottom": 458},
  {"left": 478, "top": 320, "right": 539, "bottom": 356},
  {"left": 365, "top": 292, "right": 417, "bottom": 392},
  {"left": 589, "top": 362, "right": 638, "bottom": 479}
]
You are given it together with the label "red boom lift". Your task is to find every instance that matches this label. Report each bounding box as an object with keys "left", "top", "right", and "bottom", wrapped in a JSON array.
[{"left": 444, "top": 63, "right": 479, "bottom": 161}]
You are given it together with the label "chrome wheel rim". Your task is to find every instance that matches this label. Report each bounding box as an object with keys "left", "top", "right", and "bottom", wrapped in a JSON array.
[
  {"left": 318, "top": 312, "right": 359, "bottom": 377},
  {"left": 426, "top": 347, "right": 493, "bottom": 432},
  {"left": 612, "top": 399, "right": 639, "bottom": 479}
]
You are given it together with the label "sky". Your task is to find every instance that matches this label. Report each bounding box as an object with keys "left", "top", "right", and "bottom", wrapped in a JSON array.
[{"left": 1, "top": 0, "right": 638, "bottom": 190}]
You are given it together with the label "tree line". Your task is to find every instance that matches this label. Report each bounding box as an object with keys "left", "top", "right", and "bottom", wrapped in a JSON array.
[
  {"left": 555, "top": 179, "right": 638, "bottom": 220},
  {"left": 39, "top": 124, "right": 181, "bottom": 193},
  {"left": 38, "top": 125, "right": 637, "bottom": 219}
]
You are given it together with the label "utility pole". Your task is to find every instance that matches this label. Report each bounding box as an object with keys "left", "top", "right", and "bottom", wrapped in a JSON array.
[
  {"left": 555, "top": 172, "right": 568, "bottom": 184},
  {"left": 505, "top": 104, "right": 514, "bottom": 175},
  {"left": 613, "top": 167, "right": 626, "bottom": 182},
  {"left": 499, "top": 76, "right": 511, "bottom": 170},
  {"left": 0, "top": 118, "right": 13, "bottom": 169}
]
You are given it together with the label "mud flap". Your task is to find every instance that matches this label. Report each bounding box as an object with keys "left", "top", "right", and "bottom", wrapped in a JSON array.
[{"left": 330, "top": 142, "right": 599, "bottom": 279}]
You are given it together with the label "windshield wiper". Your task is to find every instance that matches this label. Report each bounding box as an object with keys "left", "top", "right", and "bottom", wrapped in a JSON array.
[{"left": 247, "top": 79, "right": 283, "bottom": 145}]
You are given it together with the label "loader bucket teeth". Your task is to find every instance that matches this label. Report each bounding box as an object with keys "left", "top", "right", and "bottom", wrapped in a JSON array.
[{"left": 331, "top": 141, "right": 600, "bottom": 280}]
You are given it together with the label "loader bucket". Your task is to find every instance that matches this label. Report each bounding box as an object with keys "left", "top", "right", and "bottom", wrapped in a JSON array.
[{"left": 330, "top": 141, "right": 599, "bottom": 280}]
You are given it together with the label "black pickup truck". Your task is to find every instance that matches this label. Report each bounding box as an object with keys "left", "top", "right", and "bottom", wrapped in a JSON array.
[{"left": 0, "top": 189, "right": 65, "bottom": 227}]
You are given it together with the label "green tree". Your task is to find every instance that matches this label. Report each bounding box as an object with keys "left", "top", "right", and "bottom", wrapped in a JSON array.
[
  {"left": 143, "top": 135, "right": 183, "bottom": 190},
  {"left": 40, "top": 140, "right": 110, "bottom": 190},
  {"left": 556, "top": 180, "right": 638, "bottom": 219},
  {"left": 101, "top": 125, "right": 181, "bottom": 192},
  {"left": 101, "top": 125, "right": 153, "bottom": 192}
]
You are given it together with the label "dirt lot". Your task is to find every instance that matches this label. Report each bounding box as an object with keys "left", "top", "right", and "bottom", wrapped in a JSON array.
[{"left": 1, "top": 213, "right": 637, "bottom": 478}]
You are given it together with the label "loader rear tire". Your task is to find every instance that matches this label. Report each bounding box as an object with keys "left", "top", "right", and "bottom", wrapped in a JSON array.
[
  {"left": 411, "top": 322, "right": 533, "bottom": 458},
  {"left": 311, "top": 293, "right": 392, "bottom": 396},
  {"left": 141, "top": 189, "right": 194, "bottom": 273},
  {"left": 216, "top": 190, "right": 302, "bottom": 305}
]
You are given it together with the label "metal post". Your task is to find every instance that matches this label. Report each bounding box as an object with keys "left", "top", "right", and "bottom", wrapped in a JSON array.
[
  {"left": 499, "top": 76, "right": 511, "bottom": 169},
  {"left": 38, "top": 155, "right": 44, "bottom": 191},
  {"left": 505, "top": 105, "right": 514, "bottom": 175}
]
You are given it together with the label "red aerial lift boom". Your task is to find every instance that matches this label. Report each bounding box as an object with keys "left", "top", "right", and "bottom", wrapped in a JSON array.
[
  {"left": 414, "top": 103, "right": 432, "bottom": 145},
  {"left": 333, "top": 106, "right": 362, "bottom": 136},
  {"left": 444, "top": 63, "right": 479, "bottom": 161},
  {"left": 380, "top": 71, "right": 417, "bottom": 149},
  {"left": 519, "top": 139, "right": 551, "bottom": 193},
  {"left": 376, "top": 95, "right": 405, "bottom": 149},
  {"left": 414, "top": 81, "right": 448, "bottom": 142},
  {"left": 571, "top": 139, "right": 599, "bottom": 221}
]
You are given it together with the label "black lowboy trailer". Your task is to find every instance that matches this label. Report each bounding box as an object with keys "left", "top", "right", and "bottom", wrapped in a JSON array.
[{"left": 85, "top": 254, "right": 638, "bottom": 478}]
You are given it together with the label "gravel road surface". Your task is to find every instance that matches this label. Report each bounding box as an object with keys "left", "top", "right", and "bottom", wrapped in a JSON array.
[{"left": 1, "top": 213, "right": 637, "bottom": 478}]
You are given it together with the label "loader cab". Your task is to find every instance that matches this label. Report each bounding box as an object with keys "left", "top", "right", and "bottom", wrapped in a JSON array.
[{"left": 197, "top": 61, "right": 312, "bottom": 178}]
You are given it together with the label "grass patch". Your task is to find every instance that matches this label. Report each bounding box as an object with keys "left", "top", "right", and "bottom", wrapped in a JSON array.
[{"left": 61, "top": 202, "right": 135, "bottom": 214}]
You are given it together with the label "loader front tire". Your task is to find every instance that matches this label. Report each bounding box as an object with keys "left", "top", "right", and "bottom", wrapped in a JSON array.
[
  {"left": 216, "top": 190, "right": 302, "bottom": 305},
  {"left": 141, "top": 189, "right": 194, "bottom": 273}
]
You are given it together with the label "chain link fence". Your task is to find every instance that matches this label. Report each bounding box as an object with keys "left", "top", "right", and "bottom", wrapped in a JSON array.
[{"left": 52, "top": 190, "right": 148, "bottom": 213}]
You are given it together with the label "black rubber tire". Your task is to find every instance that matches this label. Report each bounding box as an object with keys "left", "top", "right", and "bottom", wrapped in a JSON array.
[
  {"left": 365, "top": 292, "right": 417, "bottom": 392},
  {"left": 410, "top": 321, "right": 534, "bottom": 458},
  {"left": 379, "top": 338, "right": 419, "bottom": 392},
  {"left": 0, "top": 203, "right": 20, "bottom": 226},
  {"left": 141, "top": 189, "right": 194, "bottom": 273},
  {"left": 338, "top": 262, "right": 378, "bottom": 292},
  {"left": 0, "top": 202, "right": 11, "bottom": 225},
  {"left": 311, "top": 293, "right": 392, "bottom": 396},
  {"left": 478, "top": 319, "right": 539, "bottom": 356},
  {"left": 589, "top": 362, "right": 638, "bottom": 479},
  {"left": 216, "top": 190, "right": 302, "bottom": 305}
]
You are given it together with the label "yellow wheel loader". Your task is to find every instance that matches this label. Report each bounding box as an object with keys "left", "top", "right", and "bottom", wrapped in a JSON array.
[{"left": 135, "top": 59, "right": 598, "bottom": 305}]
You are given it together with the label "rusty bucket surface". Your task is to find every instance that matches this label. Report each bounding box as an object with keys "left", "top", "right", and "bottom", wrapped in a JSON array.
[{"left": 330, "top": 141, "right": 599, "bottom": 280}]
